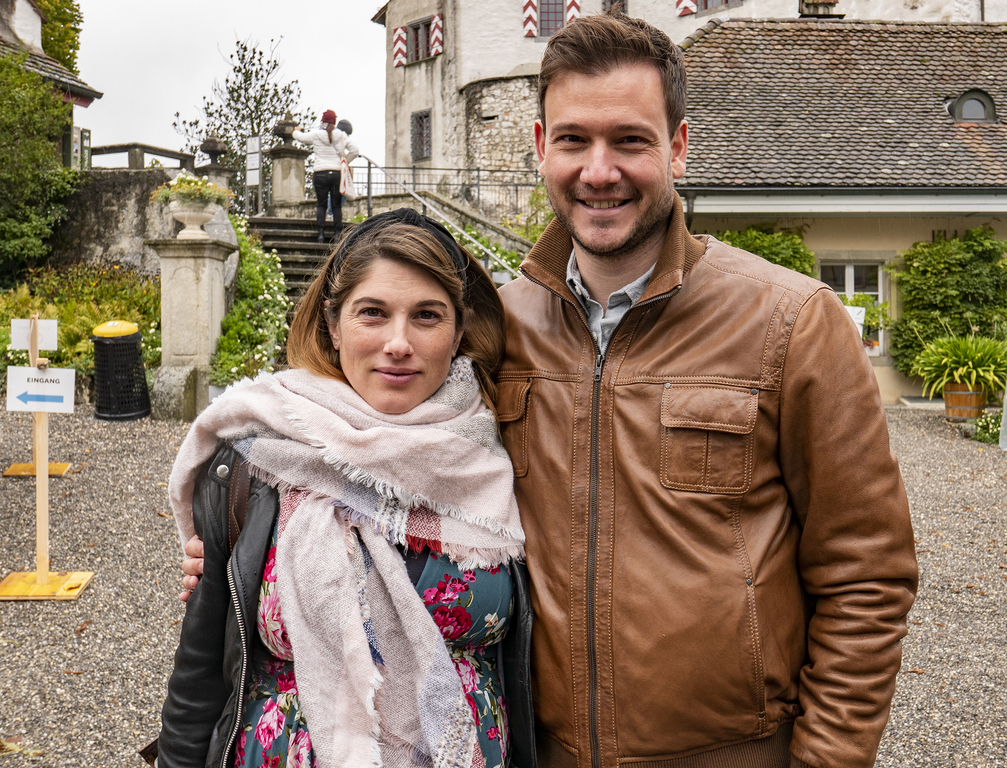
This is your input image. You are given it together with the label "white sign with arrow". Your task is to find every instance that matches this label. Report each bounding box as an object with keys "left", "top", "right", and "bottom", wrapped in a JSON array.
[{"left": 6, "top": 366, "right": 75, "bottom": 414}]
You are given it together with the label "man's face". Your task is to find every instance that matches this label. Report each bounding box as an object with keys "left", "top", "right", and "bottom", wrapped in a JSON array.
[{"left": 535, "top": 62, "right": 688, "bottom": 259}]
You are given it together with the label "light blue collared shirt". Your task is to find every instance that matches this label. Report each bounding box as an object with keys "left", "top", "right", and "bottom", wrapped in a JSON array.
[{"left": 565, "top": 251, "right": 655, "bottom": 356}]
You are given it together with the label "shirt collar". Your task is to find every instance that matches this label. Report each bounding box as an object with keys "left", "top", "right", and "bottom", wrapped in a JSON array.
[{"left": 565, "top": 250, "right": 655, "bottom": 309}]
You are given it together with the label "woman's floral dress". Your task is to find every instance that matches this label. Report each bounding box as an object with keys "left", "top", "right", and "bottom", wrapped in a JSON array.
[{"left": 234, "top": 514, "right": 514, "bottom": 768}]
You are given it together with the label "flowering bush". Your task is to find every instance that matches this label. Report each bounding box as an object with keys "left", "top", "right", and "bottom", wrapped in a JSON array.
[
  {"left": 209, "top": 215, "right": 291, "bottom": 386},
  {"left": 974, "top": 409, "right": 1003, "bottom": 444},
  {"left": 150, "top": 170, "right": 234, "bottom": 207}
]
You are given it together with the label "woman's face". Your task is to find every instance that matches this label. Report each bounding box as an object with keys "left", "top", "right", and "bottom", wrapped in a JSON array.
[{"left": 328, "top": 258, "right": 463, "bottom": 414}]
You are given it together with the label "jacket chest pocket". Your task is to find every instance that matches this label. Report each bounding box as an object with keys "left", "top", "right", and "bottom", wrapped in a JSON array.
[
  {"left": 496, "top": 379, "right": 532, "bottom": 477},
  {"left": 659, "top": 384, "right": 757, "bottom": 495}
]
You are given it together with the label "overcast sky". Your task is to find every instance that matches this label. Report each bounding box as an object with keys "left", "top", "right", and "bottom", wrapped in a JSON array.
[{"left": 74, "top": 1, "right": 388, "bottom": 167}]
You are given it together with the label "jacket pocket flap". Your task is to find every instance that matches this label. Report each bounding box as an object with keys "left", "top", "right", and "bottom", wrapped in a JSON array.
[
  {"left": 661, "top": 385, "right": 757, "bottom": 434},
  {"left": 496, "top": 380, "right": 531, "bottom": 422}
]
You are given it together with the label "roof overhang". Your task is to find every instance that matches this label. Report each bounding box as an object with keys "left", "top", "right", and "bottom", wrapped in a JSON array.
[{"left": 677, "top": 187, "right": 1007, "bottom": 216}]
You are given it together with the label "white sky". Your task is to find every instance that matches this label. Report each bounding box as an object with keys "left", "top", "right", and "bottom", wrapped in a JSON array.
[{"left": 74, "top": 1, "right": 388, "bottom": 167}]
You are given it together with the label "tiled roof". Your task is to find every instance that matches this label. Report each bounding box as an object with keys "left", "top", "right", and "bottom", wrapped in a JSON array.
[
  {"left": 679, "top": 19, "right": 1007, "bottom": 189},
  {"left": 0, "top": 37, "right": 102, "bottom": 101}
]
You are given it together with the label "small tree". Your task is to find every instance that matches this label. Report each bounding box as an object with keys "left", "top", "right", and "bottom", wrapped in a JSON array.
[
  {"left": 34, "top": 0, "right": 83, "bottom": 74},
  {"left": 173, "top": 37, "right": 312, "bottom": 211},
  {"left": 0, "top": 51, "right": 79, "bottom": 286},
  {"left": 717, "top": 224, "right": 817, "bottom": 277},
  {"left": 887, "top": 227, "right": 1007, "bottom": 376}
]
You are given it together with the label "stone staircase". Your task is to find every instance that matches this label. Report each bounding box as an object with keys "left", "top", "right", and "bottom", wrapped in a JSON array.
[{"left": 247, "top": 217, "right": 352, "bottom": 296}]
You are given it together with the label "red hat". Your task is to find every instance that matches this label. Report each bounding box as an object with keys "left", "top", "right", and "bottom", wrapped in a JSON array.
[{"left": 321, "top": 109, "right": 336, "bottom": 124}]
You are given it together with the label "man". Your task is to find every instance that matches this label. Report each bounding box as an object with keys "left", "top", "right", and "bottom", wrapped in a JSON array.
[{"left": 183, "top": 11, "right": 917, "bottom": 768}]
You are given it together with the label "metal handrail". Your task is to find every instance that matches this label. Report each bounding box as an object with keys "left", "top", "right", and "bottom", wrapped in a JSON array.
[{"left": 358, "top": 154, "right": 520, "bottom": 279}]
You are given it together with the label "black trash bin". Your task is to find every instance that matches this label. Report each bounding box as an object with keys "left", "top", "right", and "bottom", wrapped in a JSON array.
[{"left": 91, "top": 321, "right": 151, "bottom": 421}]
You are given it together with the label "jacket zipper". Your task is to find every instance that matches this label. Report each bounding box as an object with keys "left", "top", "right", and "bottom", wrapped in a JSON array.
[
  {"left": 522, "top": 269, "right": 680, "bottom": 767},
  {"left": 222, "top": 557, "right": 249, "bottom": 768}
]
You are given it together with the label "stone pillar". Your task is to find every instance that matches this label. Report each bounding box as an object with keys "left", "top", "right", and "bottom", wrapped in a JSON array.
[
  {"left": 145, "top": 238, "right": 233, "bottom": 421},
  {"left": 196, "top": 135, "right": 236, "bottom": 190},
  {"left": 266, "top": 112, "right": 312, "bottom": 219}
]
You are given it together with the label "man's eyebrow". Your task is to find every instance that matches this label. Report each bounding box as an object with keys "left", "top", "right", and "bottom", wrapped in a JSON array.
[{"left": 549, "top": 121, "right": 659, "bottom": 136}]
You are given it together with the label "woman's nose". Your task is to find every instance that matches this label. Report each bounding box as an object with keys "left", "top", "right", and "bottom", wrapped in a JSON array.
[{"left": 383, "top": 319, "right": 414, "bottom": 358}]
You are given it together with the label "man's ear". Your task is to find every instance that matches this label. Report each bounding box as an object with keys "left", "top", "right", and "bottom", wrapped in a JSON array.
[
  {"left": 670, "top": 120, "right": 688, "bottom": 180},
  {"left": 534, "top": 120, "right": 547, "bottom": 166}
]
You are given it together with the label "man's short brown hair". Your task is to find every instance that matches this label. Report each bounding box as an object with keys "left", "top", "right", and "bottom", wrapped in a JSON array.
[{"left": 538, "top": 10, "right": 687, "bottom": 137}]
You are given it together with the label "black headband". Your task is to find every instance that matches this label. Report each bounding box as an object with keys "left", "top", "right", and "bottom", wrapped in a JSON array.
[{"left": 323, "top": 208, "right": 469, "bottom": 303}]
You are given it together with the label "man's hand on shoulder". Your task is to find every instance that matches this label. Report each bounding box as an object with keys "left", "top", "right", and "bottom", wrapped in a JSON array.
[{"left": 179, "top": 534, "right": 204, "bottom": 603}]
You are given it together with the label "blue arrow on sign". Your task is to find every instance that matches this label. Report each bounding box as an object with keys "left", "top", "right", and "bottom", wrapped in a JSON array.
[{"left": 17, "top": 392, "right": 64, "bottom": 405}]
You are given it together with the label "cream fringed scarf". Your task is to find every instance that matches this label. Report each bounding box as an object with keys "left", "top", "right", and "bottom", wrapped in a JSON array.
[{"left": 168, "top": 358, "right": 524, "bottom": 768}]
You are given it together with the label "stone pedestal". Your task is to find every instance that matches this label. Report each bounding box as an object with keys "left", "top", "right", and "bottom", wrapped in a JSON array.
[
  {"left": 267, "top": 144, "right": 310, "bottom": 205},
  {"left": 196, "top": 161, "right": 235, "bottom": 191},
  {"left": 145, "top": 238, "right": 234, "bottom": 421}
]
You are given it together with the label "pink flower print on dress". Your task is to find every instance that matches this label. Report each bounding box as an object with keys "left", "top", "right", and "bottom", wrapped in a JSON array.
[
  {"left": 432, "top": 605, "right": 473, "bottom": 640},
  {"left": 234, "top": 729, "right": 247, "bottom": 766},
  {"left": 258, "top": 590, "right": 293, "bottom": 659},
  {"left": 263, "top": 546, "right": 277, "bottom": 583},
  {"left": 486, "top": 727, "right": 501, "bottom": 741},
  {"left": 465, "top": 692, "right": 481, "bottom": 726},
  {"left": 287, "top": 729, "right": 313, "bottom": 768},
  {"left": 276, "top": 669, "right": 297, "bottom": 694},
  {"left": 452, "top": 656, "right": 479, "bottom": 693},
  {"left": 462, "top": 570, "right": 476, "bottom": 583},
  {"left": 254, "top": 698, "right": 284, "bottom": 751},
  {"left": 422, "top": 575, "right": 470, "bottom": 606}
]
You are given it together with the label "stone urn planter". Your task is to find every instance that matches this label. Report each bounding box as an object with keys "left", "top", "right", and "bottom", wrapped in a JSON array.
[{"left": 168, "top": 197, "right": 217, "bottom": 240}]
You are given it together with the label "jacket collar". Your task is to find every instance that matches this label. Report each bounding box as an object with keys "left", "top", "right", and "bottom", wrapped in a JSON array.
[{"left": 520, "top": 190, "right": 707, "bottom": 304}]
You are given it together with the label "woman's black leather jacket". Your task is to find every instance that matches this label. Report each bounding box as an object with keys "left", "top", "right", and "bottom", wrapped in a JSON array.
[{"left": 158, "top": 445, "right": 536, "bottom": 768}]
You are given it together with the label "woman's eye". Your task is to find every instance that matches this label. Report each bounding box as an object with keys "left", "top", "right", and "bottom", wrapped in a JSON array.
[
  {"left": 361, "top": 307, "right": 383, "bottom": 317},
  {"left": 417, "top": 310, "right": 441, "bottom": 321}
]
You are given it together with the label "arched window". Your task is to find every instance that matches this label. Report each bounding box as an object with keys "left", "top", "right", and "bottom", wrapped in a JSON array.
[{"left": 950, "top": 90, "right": 997, "bottom": 123}]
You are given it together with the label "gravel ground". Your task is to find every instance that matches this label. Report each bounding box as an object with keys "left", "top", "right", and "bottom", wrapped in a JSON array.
[{"left": 0, "top": 405, "right": 1004, "bottom": 767}]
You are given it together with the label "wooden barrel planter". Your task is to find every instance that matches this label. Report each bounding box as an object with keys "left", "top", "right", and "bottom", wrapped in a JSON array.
[{"left": 942, "top": 382, "right": 987, "bottom": 421}]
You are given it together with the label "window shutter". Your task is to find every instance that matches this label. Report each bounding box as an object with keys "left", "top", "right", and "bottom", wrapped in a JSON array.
[
  {"left": 566, "top": 0, "right": 580, "bottom": 24},
  {"left": 676, "top": 0, "right": 697, "bottom": 15},
  {"left": 523, "top": 0, "right": 538, "bottom": 37},
  {"left": 430, "top": 13, "right": 444, "bottom": 56},
  {"left": 393, "top": 26, "right": 407, "bottom": 67}
]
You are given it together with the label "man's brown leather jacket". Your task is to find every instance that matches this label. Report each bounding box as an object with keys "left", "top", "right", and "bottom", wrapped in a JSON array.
[{"left": 496, "top": 194, "right": 918, "bottom": 768}]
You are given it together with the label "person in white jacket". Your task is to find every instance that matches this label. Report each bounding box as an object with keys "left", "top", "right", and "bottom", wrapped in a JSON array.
[{"left": 293, "top": 109, "right": 359, "bottom": 242}]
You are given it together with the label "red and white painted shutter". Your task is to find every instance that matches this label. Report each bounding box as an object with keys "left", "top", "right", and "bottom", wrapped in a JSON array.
[
  {"left": 430, "top": 13, "right": 444, "bottom": 56},
  {"left": 393, "top": 26, "right": 407, "bottom": 67},
  {"left": 523, "top": 0, "right": 538, "bottom": 37},
  {"left": 676, "top": 0, "right": 697, "bottom": 15},
  {"left": 566, "top": 0, "right": 580, "bottom": 24}
]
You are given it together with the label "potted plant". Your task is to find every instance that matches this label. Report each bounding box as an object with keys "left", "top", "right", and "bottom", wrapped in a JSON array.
[
  {"left": 910, "top": 335, "right": 1007, "bottom": 420},
  {"left": 838, "top": 293, "right": 891, "bottom": 354},
  {"left": 151, "top": 171, "right": 234, "bottom": 240}
]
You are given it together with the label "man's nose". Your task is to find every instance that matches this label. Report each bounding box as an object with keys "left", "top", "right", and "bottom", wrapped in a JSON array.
[{"left": 579, "top": 143, "right": 621, "bottom": 188}]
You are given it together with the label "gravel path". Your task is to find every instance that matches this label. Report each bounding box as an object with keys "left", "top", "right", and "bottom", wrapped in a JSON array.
[{"left": 0, "top": 406, "right": 1004, "bottom": 767}]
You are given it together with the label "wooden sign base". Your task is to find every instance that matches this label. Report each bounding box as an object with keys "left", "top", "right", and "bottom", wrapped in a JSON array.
[
  {"left": 3, "top": 462, "right": 71, "bottom": 477},
  {"left": 0, "top": 570, "right": 94, "bottom": 601}
]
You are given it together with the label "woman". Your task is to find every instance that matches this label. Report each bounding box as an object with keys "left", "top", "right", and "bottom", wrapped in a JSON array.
[
  {"left": 293, "top": 109, "right": 359, "bottom": 242},
  {"left": 159, "top": 209, "right": 533, "bottom": 768}
]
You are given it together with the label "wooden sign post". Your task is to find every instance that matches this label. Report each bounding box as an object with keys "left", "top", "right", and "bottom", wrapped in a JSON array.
[{"left": 0, "top": 315, "right": 93, "bottom": 600}]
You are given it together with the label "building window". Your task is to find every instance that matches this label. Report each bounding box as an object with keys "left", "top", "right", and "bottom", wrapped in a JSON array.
[
  {"left": 820, "top": 263, "right": 885, "bottom": 356},
  {"left": 949, "top": 89, "right": 997, "bottom": 123},
  {"left": 411, "top": 110, "right": 432, "bottom": 161},
  {"left": 540, "top": 0, "right": 565, "bottom": 37},
  {"left": 407, "top": 17, "right": 432, "bottom": 62},
  {"left": 699, "top": 0, "right": 732, "bottom": 9}
]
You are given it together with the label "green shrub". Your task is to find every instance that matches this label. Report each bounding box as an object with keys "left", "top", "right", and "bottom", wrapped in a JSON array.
[
  {"left": 838, "top": 293, "right": 891, "bottom": 341},
  {"left": 887, "top": 227, "right": 1007, "bottom": 376},
  {"left": 0, "top": 264, "right": 161, "bottom": 389},
  {"left": 445, "top": 223, "right": 524, "bottom": 273},
  {"left": 0, "top": 51, "right": 81, "bottom": 284},
  {"left": 208, "top": 216, "right": 291, "bottom": 386},
  {"left": 909, "top": 335, "right": 1007, "bottom": 400},
  {"left": 717, "top": 225, "right": 817, "bottom": 277},
  {"left": 974, "top": 409, "right": 1003, "bottom": 444},
  {"left": 502, "top": 182, "right": 555, "bottom": 243}
]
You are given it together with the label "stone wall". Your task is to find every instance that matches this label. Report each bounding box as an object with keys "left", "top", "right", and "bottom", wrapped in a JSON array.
[
  {"left": 49, "top": 169, "right": 176, "bottom": 274},
  {"left": 49, "top": 169, "right": 238, "bottom": 289},
  {"left": 463, "top": 75, "right": 539, "bottom": 172}
]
